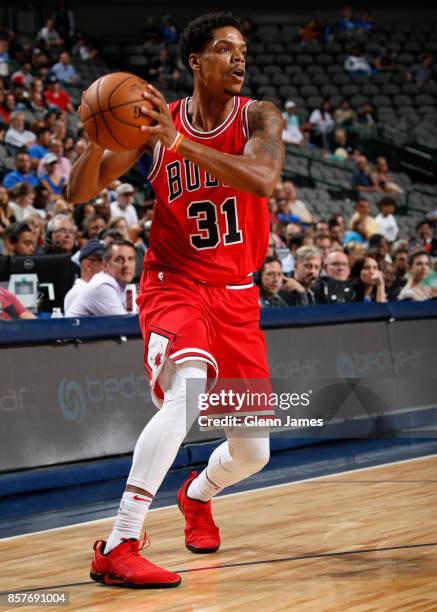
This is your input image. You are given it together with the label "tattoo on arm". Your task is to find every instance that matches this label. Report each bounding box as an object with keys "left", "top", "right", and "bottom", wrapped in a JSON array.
[{"left": 245, "top": 101, "right": 285, "bottom": 164}]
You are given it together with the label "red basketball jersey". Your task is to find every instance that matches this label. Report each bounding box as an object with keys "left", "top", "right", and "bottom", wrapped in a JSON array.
[{"left": 143, "top": 96, "right": 269, "bottom": 286}]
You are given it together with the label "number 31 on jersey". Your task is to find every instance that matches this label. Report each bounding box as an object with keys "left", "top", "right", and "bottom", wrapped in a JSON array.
[{"left": 187, "top": 197, "right": 243, "bottom": 250}]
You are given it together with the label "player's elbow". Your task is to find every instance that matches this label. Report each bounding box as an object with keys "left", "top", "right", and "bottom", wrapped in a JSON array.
[{"left": 253, "top": 176, "right": 276, "bottom": 198}]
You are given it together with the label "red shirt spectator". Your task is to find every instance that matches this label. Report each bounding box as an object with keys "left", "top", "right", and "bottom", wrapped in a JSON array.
[
  {"left": 44, "top": 76, "right": 73, "bottom": 112},
  {"left": 0, "top": 287, "right": 36, "bottom": 320}
]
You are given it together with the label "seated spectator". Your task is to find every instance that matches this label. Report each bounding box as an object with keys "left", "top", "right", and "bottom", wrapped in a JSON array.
[
  {"left": 37, "top": 18, "right": 64, "bottom": 49},
  {"left": 357, "top": 102, "right": 376, "bottom": 127},
  {"left": 37, "top": 137, "right": 72, "bottom": 180},
  {"left": 82, "top": 214, "right": 107, "bottom": 241},
  {"left": 66, "top": 239, "right": 136, "bottom": 316},
  {"left": 337, "top": 5, "right": 356, "bottom": 34},
  {"left": 309, "top": 100, "right": 334, "bottom": 148},
  {"left": 368, "top": 234, "right": 392, "bottom": 266},
  {"left": 282, "top": 180, "right": 315, "bottom": 224},
  {"left": 344, "top": 46, "right": 372, "bottom": 76},
  {"left": 351, "top": 255, "right": 386, "bottom": 302},
  {"left": 281, "top": 232, "right": 305, "bottom": 276},
  {"left": 51, "top": 52, "right": 80, "bottom": 85},
  {"left": 45, "top": 213, "right": 77, "bottom": 255},
  {"left": 398, "top": 250, "right": 437, "bottom": 301},
  {"left": 375, "top": 196, "right": 399, "bottom": 243},
  {"left": 315, "top": 219, "right": 330, "bottom": 237},
  {"left": 8, "top": 183, "right": 38, "bottom": 222},
  {"left": 334, "top": 99, "right": 357, "bottom": 127},
  {"left": 372, "top": 157, "right": 403, "bottom": 194},
  {"left": 314, "top": 250, "right": 354, "bottom": 304},
  {"left": 110, "top": 183, "right": 139, "bottom": 227},
  {"left": 0, "top": 90, "right": 13, "bottom": 124},
  {"left": 147, "top": 47, "right": 180, "bottom": 90},
  {"left": 11, "top": 62, "right": 34, "bottom": 88},
  {"left": 44, "top": 76, "right": 74, "bottom": 113},
  {"left": 64, "top": 239, "right": 105, "bottom": 315},
  {"left": 0, "top": 39, "right": 10, "bottom": 78},
  {"left": 0, "top": 185, "right": 14, "bottom": 247},
  {"left": 258, "top": 256, "right": 290, "bottom": 308},
  {"left": 27, "top": 126, "right": 51, "bottom": 163},
  {"left": 3, "top": 221, "right": 37, "bottom": 255},
  {"left": 328, "top": 127, "right": 355, "bottom": 159},
  {"left": 108, "top": 216, "right": 130, "bottom": 240},
  {"left": 386, "top": 248, "right": 408, "bottom": 300},
  {"left": 298, "top": 19, "right": 322, "bottom": 45},
  {"left": 72, "top": 35, "right": 98, "bottom": 62},
  {"left": 4, "top": 111, "right": 36, "bottom": 148},
  {"left": 409, "top": 54, "right": 435, "bottom": 86},
  {"left": 352, "top": 156, "right": 380, "bottom": 193},
  {"left": 343, "top": 218, "right": 368, "bottom": 246},
  {"left": 281, "top": 246, "right": 322, "bottom": 306},
  {"left": 373, "top": 48, "right": 397, "bottom": 74},
  {"left": 0, "top": 286, "right": 36, "bottom": 320},
  {"left": 282, "top": 100, "right": 304, "bottom": 146},
  {"left": 161, "top": 14, "right": 179, "bottom": 44},
  {"left": 345, "top": 241, "right": 367, "bottom": 267},
  {"left": 329, "top": 215, "right": 345, "bottom": 246},
  {"left": 415, "top": 220, "right": 437, "bottom": 257},
  {"left": 314, "top": 233, "right": 332, "bottom": 260},
  {"left": 355, "top": 10, "right": 375, "bottom": 33},
  {"left": 40, "top": 153, "right": 65, "bottom": 199},
  {"left": 348, "top": 198, "right": 379, "bottom": 238}
]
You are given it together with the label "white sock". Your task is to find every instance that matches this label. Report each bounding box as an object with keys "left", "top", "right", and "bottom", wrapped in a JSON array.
[
  {"left": 188, "top": 433, "right": 270, "bottom": 502},
  {"left": 187, "top": 469, "right": 222, "bottom": 502},
  {"left": 104, "top": 491, "right": 152, "bottom": 553}
]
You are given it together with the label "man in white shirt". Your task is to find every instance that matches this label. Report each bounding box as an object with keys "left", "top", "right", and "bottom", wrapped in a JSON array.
[
  {"left": 375, "top": 196, "right": 399, "bottom": 243},
  {"left": 110, "top": 183, "right": 139, "bottom": 227},
  {"left": 66, "top": 239, "right": 136, "bottom": 316},
  {"left": 64, "top": 239, "right": 104, "bottom": 315},
  {"left": 5, "top": 112, "right": 36, "bottom": 148}
]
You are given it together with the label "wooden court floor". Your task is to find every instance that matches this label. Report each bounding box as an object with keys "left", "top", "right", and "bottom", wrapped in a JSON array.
[{"left": 0, "top": 455, "right": 436, "bottom": 611}]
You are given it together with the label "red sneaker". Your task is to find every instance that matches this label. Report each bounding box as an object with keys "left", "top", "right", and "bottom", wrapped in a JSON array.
[
  {"left": 177, "top": 471, "right": 220, "bottom": 554},
  {"left": 90, "top": 538, "right": 181, "bottom": 588}
]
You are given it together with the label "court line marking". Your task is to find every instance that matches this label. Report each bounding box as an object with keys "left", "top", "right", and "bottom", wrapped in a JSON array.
[
  {"left": 0, "top": 541, "right": 436, "bottom": 595},
  {"left": 1, "top": 451, "right": 436, "bottom": 542}
]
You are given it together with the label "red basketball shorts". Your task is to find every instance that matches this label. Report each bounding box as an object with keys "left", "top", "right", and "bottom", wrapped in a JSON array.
[{"left": 137, "top": 269, "right": 273, "bottom": 417}]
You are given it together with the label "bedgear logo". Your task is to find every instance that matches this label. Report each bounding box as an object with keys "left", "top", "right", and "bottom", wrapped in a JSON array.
[
  {"left": 57, "top": 373, "right": 149, "bottom": 422},
  {"left": 336, "top": 349, "right": 424, "bottom": 377},
  {"left": 336, "top": 353, "right": 357, "bottom": 378},
  {"left": 58, "top": 378, "right": 86, "bottom": 422}
]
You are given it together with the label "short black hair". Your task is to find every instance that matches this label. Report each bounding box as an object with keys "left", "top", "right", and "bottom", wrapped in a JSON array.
[
  {"left": 259, "top": 255, "right": 282, "bottom": 276},
  {"left": 179, "top": 12, "right": 244, "bottom": 73},
  {"left": 4, "top": 221, "right": 33, "bottom": 244}
]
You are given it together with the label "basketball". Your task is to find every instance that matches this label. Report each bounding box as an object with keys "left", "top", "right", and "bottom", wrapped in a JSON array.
[{"left": 79, "top": 72, "right": 155, "bottom": 151}]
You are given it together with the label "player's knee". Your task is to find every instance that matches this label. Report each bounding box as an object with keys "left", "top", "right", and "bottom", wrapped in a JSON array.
[
  {"left": 162, "top": 359, "right": 208, "bottom": 403},
  {"left": 229, "top": 438, "right": 270, "bottom": 474}
]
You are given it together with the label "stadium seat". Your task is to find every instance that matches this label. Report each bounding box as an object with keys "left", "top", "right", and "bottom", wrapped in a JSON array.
[
  {"left": 300, "top": 85, "right": 319, "bottom": 97},
  {"left": 275, "top": 53, "right": 294, "bottom": 66},
  {"left": 382, "top": 84, "right": 400, "bottom": 96},
  {"left": 320, "top": 85, "right": 339, "bottom": 97},
  {"left": 272, "top": 74, "right": 290, "bottom": 87},
  {"left": 307, "top": 96, "right": 324, "bottom": 110},
  {"left": 295, "top": 54, "right": 312, "bottom": 65},
  {"left": 307, "top": 64, "right": 325, "bottom": 76},
  {"left": 312, "top": 74, "right": 330, "bottom": 86},
  {"left": 293, "top": 74, "right": 311, "bottom": 86},
  {"left": 263, "top": 65, "right": 282, "bottom": 76},
  {"left": 278, "top": 85, "right": 299, "bottom": 98},
  {"left": 284, "top": 65, "right": 303, "bottom": 76}
]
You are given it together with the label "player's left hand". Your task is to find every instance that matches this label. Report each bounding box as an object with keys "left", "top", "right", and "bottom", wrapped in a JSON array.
[{"left": 140, "top": 84, "right": 178, "bottom": 148}]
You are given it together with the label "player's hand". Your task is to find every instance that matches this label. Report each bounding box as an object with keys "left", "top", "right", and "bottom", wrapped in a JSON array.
[{"left": 140, "top": 84, "right": 178, "bottom": 148}]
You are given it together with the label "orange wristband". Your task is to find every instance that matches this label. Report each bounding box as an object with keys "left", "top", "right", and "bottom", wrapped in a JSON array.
[{"left": 168, "top": 131, "right": 185, "bottom": 153}]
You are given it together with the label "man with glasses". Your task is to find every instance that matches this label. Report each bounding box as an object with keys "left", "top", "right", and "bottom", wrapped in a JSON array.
[
  {"left": 314, "top": 250, "right": 354, "bottom": 304},
  {"left": 45, "top": 214, "right": 77, "bottom": 255},
  {"left": 64, "top": 238, "right": 104, "bottom": 315}
]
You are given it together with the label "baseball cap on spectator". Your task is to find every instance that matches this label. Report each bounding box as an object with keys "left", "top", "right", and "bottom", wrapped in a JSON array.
[
  {"left": 47, "top": 75, "right": 60, "bottom": 84},
  {"left": 11, "top": 73, "right": 25, "bottom": 86},
  {"left": 285, "top": 100, "right": 296, "bottom": 109},
  {"left": 42, "top": 152, "right": 59, "bottom": 166},
  {"left": 78, "top": 239, "right": 105, "bottom": 262},
  {"left": 116, "top": 183, "right": 135, "bottom": 196}
]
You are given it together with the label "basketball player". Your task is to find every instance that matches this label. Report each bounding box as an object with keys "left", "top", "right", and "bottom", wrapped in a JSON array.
[{"left": 67, "top": 12, "right": 284, "bottom": 588}]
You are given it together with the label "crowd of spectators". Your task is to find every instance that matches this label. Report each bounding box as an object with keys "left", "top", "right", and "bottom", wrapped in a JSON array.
[
  {"left": 0, "top": 9, "right": 436, "bottom": 320},
  {"left": 259, "top": 177, "right": 437, "bottom": 308}
]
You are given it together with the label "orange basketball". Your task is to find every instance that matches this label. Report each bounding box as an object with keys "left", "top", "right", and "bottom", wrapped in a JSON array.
[{"left": 79, "top": 72, "right": 155, "bottom": 151}]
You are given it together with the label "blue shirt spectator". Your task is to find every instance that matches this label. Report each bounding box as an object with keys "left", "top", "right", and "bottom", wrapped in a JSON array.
[
  {"left": 3, "top": 152, "right": 40, "bottom": 189},
  {"left": 337, "top": 6, "right": 356, "bottom": 33},
  {"left": 51, "top": 52, "right": 79, "bottom": 84}
]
